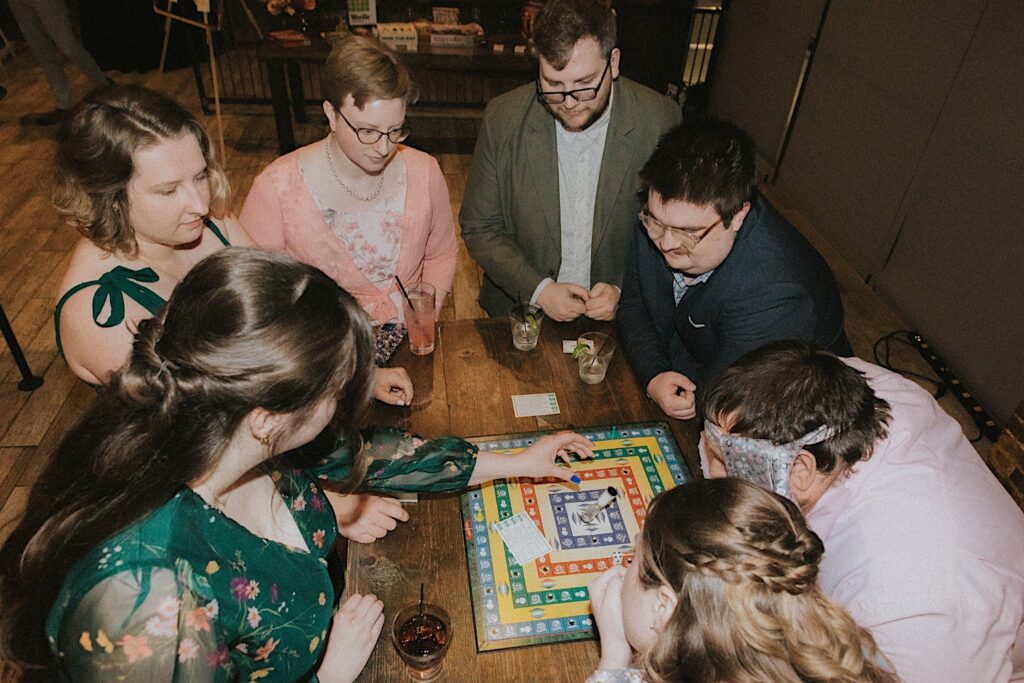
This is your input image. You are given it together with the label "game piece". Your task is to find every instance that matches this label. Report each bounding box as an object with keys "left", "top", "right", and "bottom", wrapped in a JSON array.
[
  {"left": 460, "top": 422, "right": 691, "bottom": 651},
  {"left": 579, "top": 486, "right": 618, "bottom": 523}
]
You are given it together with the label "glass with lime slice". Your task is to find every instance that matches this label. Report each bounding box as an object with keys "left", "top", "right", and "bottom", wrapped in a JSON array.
[{"left": 509, "top": 303, "right": 544, "bottom": 351}]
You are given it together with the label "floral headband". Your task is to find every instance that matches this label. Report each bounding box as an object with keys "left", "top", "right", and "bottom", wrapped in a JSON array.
[{"left": 701, "top": 420, "right": 835, "bottom": 499}]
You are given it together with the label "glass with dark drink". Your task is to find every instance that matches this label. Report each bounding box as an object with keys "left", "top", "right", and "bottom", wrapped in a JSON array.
[{"left": 391, "top": 602, "right": 452, "bottom": 680}]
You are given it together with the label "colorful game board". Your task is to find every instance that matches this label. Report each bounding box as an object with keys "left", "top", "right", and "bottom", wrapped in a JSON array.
[{"left": 459, "top": 422, "right": 692, "bottom": 652}]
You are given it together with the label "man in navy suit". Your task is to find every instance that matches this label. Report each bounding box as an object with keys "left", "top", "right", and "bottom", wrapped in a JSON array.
[{"left": 618, "top": 118, "right": 851, "bottom": 420}]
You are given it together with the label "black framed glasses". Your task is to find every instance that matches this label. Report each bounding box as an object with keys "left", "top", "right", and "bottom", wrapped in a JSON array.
[
  {"left": 336, "top": 108, "right": 411, "bottom": 145},
  {"left": 638, "top": 208, "right": 723, "bottom": 248},
  {"left": 535, "top": 59, "right": 611, "bottom": 104}
]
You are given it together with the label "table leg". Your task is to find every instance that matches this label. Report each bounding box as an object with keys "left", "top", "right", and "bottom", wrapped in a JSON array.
[
  {"left": 266, "top": 59, "right": 296, "bottom": 154},
  {"left": 286, "top": 62, "right": 307, "bottom": 124}
]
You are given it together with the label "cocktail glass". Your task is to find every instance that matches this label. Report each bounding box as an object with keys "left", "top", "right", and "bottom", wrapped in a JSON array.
[
  {"left": 403, "top": 283, "right": 436, "bottom": 356},
  {"left": 391, "top": 602, "right": 452, "bottom": 681},
  {"left": 576, "top": 332, "right": 615, "bottom": 384},
  {"left": 508, "top": 303, "right": 544, "bottom": 351}
]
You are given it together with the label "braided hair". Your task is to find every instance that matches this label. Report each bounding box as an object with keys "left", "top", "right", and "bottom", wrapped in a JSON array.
[{"left": 635, "top": 479, "right": 900, "bottom": 683}]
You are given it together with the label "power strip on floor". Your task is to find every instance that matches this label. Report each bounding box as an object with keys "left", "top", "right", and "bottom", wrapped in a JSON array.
[{"left": 909, "top": 332, "right": 1000, "bottom": 442}]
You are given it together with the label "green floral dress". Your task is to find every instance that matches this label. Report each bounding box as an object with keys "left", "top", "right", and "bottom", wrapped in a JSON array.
[{"left": 46, "top": 427, "right": 478, "bottom": 682}]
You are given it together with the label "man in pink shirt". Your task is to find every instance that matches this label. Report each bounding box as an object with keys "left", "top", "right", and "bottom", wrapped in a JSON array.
[{"left": 699, "top": 340, "right": 1024, "bottom": 682}]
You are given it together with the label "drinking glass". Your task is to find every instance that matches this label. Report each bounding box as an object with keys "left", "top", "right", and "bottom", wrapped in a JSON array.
[
  {"left": 508, "top": 303, "right": 544, "bottom": 351},
  {"left": 403, "top": 283, "right": 436, "bottom": 355},
  {"left": 576, "top": 332, "right": 615, "bottom": 384},
  {"left": 391, "top": 602, "right": 452, "bottom": 681}
]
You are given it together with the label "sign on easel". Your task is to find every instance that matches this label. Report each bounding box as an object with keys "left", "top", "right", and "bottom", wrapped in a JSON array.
[{"left": 152, "top": 0, "right": 227, "bottom": 164}]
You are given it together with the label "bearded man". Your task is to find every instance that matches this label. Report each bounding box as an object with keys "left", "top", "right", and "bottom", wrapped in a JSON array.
[{"left": 460, "top": 0, "right": 680, "bottom": 321}]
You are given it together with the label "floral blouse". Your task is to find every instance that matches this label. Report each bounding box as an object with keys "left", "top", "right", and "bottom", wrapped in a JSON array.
[{"left": 46, "top": 427, "right": 478, "bottom": 682}]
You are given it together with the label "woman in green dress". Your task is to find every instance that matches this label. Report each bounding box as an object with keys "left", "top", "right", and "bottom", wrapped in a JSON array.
[{"left": 0, "top": 248, "right": 593, "bottom": 682}]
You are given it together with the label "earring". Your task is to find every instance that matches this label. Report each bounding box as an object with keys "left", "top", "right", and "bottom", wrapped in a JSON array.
[{"left": 259, "top": 434, "right": 271, "bottom": 446}]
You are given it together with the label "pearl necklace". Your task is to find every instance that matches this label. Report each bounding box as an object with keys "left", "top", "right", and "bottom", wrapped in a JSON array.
[{"left": 324, "top": 139, "right": 385, "bottom": 203}]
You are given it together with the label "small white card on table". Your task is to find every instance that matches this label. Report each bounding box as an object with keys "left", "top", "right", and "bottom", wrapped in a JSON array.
[
  {"left": 494, "top": 512, "right": 551, "bottom": 566},
  {"left": 511, "top": 392, "right": 560, "bottom": 417}
]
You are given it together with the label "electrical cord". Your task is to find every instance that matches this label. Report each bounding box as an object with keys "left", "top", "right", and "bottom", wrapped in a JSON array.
[{"left": 871, "top": 330, "right": 984, "bottom": 443}]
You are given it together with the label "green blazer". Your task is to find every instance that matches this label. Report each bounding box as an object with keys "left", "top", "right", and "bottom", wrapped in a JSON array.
[{"left": 460, "top": 77, "right": 681, "bottom": 317}]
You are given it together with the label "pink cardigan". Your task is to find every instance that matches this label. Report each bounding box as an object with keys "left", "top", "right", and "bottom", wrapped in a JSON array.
[{"left": 240, "top": 146, "right": 458, "bottom": 324}]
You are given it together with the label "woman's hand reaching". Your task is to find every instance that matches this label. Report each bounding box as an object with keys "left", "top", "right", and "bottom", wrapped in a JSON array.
[{"left": 470, "top": 431, "right": 594, "bottom": 485}]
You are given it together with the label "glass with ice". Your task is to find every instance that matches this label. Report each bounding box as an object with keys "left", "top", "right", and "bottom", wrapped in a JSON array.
[
  {"left": 508, "top": 303, "right": 544, "bottom": 351},
  {"left": 575, "top": 332, "right": 615, "bottom": 384},
  {"left": 403, "top": 283, "right": 436, "bottom": 355},
  {"left": 391, "top": 602, "right": 452, "bottom": 681}
]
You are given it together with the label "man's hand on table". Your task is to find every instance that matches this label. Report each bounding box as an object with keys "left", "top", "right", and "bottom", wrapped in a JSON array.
[
  {"left": 647, "top": 371, "right": 698, "bottom": 420},
  {"left": 584, "top": 282, "right": 620, "bottom": 321},
  {"left": 537, "top": 282, "right": 589, "bottom": 321},
  {"left": 325, "top": 491, "right": 410, "bottom": 543}
]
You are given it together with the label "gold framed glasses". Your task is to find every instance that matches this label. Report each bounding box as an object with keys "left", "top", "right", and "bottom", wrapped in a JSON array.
[
  {"left": 336, "top": 108, "right": 411, "bottom": 145},
  {"left": 638, "top": 208, "right": 724, "bottom": 248},
  {"left": 535, "top": 59, "right": 611, "bottom": 104}
]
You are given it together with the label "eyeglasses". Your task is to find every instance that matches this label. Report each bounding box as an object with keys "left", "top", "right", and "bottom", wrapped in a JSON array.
[
  {"left": 335, "top": 108, "right": 411, "bottom": 145},
  {"left": 535, "top": 59, "right": 611, "bottom": 104},
  {"left": 638, "top": 208, "right": 724, "bottom": 248}
]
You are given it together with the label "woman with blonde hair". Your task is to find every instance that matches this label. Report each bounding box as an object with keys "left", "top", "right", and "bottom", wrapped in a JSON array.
[
  {"left": 0, "top": 248, "right": 592, "bottom": 682},
  {"left": 587, "top": 478, "right": 900, "bottom": 683},
  {"left": 53, "top": 84, "right": 254, "bottom": 385}
]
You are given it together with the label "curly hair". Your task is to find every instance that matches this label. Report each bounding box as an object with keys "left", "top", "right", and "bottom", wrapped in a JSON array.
[
  {"left": 0, "top": 249, "right": 375, "bottom": 669},
  {"left": 634, "top": 479, "right": 900, "bottom": 683},
  {"left": 53, "top": 85, "right": 229, "bottom": 256}
]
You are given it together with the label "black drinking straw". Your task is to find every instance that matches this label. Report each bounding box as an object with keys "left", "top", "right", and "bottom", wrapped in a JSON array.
[
  {"left": 586, "top": 335, "right": 608, "bottom": 369},
  {"left": 418, "top": 582, "right": 425, "bottom": 617},
  {"left": 395, "top": 275, "right": 415, "bottom": 309}
]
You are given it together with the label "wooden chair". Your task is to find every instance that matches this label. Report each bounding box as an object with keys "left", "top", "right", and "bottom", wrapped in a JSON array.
[{"left": 989, "top": 400, "right": 1024, "bottom": 512}]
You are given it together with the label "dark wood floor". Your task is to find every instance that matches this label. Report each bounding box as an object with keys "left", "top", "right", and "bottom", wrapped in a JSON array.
[{"left": 0, "top": 48, "right": 993, "bottom": 554}]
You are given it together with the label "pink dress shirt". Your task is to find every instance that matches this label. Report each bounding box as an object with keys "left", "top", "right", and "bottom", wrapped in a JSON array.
[
  {"left": 240, "top": 146, "right": 458, "bottom": 325},
  {"left": 808, "top": 358, "right": 1024, "bottom": 682}
]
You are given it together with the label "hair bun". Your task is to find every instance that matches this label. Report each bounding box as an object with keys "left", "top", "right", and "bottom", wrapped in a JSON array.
[{"left": 114, "top": 317, "right": 178, "bottom": 412}]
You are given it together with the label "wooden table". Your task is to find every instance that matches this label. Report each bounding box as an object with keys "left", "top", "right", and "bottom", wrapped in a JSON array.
[
  {"left": 260, "top": 38, "right": 537, "bottom": 154},
  {"left": 347, "top": 318, "right": 700, "bottom": 682}
]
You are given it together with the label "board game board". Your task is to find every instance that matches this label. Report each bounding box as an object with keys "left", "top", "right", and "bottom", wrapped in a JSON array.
[{"left": 459, "top": 422, "right": 692, "bottom": 652}]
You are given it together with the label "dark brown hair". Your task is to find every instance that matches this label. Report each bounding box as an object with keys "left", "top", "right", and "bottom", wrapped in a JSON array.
[
  {"left": 53, "top": 84, "right": 229, "bottom": 256},
  {"left": 534, "top": 0, "right": 616, "bottom": 70},
  {"left": 635, "top": 479, "right": 899, "bottom": 682},
  {"left": 702, "top": 340, "right": 892, "bottom": 473},
  {"left": 323, "top": 34, "right": 418, "bottom": 110},
  {"left": 639, "top": 117, "right": 756, "bottom": 225},
  {"left": 0, "top": 248, "right": 375, "bottom": 669}
]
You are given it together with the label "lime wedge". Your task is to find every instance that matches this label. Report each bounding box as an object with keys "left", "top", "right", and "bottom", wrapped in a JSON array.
[
  {"left": 570, "top": 342, "right": 590, "bottom": 359},
  {"left": 526, "top": 314, "right": 539, "bottom": 335}
]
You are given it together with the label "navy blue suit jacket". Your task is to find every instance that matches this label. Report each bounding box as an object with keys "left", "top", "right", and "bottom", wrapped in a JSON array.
[{"left": 618, "top": 193, "right": 851, "bottom": 402}]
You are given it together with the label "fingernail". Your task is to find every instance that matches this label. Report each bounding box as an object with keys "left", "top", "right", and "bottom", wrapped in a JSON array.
[
  {"left": 570, "top": 475, "right": 581, "bottom": 484},
  {"left": 397, "top": 400, "right": 405, "bottom": 406}
]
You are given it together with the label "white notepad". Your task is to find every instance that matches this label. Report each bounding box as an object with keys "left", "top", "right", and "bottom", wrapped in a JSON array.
[{"left": 494, "top": 512, "right": 552, "bottom": 566}]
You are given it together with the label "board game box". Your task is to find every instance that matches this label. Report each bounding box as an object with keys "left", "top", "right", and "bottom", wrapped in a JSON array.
[{"left": 460, "top": 422, "right": 691, "bottom": 652}]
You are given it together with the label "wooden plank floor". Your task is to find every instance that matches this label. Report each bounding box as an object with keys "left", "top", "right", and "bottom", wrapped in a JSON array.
[{"left": 0, "top": 47, "right": 994, "bottom": 589}]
